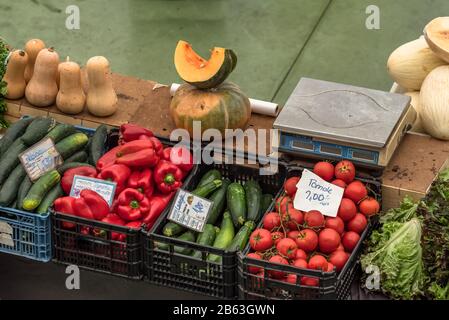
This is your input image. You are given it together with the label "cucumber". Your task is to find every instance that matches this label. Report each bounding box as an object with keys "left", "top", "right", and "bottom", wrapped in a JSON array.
[
  {"left": 162, "top": 222, "right": 185, "bottom": 237},
  {"left": 64, "top": 151, "right": 88, "bottom": 164},
  {"left": 227, "top": 182, "right": 247, "bottom": 227},
  {"left": 227, "top": 221, "right": 256, "bottom": 252},
  {"left": 197, "top": 169, "right": 222, "bottom": 188},
  {"left": 245, "top": 180, "right": 262, "bottom": 221},
  {"left": 174, "top": 230, "right": 196, "bottom": 255},
  {"left": 192, "top": 224, "right": 217, "bottom": 259},
  {"left": 155, "top": 241, "right": 169, "bottom": 251},
  {"left": 207, "top": 212, "right": 235, "bottom": 263},
  {"left": 11, "top": 200, "right": 17, "bottom": 209},
  {"left": 57, "top": 162, "right": 94, "bottom": 175},
  {"left": 0, "top": 117, "right": 33, "bottom": 156},
  {"left": 88, "top": 124, "right": 108, "bottom": 166},
  {"left": 0, "top": 164, "right": 27, "bottom": 206},
  {"left": 55, "top": 132, "right": 89, "bottom": 159},
  {"left": 17, "top": 176, "right": 32, "bottom": 210},
  {"left": 21, "top": 117, "right": 55, "bottom": 146},
  {"left": 207, "top": 178, "right": 231, "bottom": 225},
  {"left": 192, "top": 179, "right": 222, "bottom": 198},
  {"left": 0, "top": 139, "right": 27, "bottom": 185},
  {"left": 260, "top": 194, "right": 273, "bottom": 216},
  {"left": 36, "top": 184, "right": 64, "bottom": 214},
  {"left": 22, "top": 170, "right": 61, "bottom": 211},
  {"left": 45, "top": 123, "right": 77, "bottom": 143}
]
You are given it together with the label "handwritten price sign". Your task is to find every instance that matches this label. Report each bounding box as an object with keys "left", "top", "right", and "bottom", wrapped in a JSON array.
[{"left": 293, "top": 169, "right": 344, "bottom": 217}]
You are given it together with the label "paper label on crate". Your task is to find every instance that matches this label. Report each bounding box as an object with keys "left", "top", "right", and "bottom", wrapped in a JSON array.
[
  {"left": 0, "top": 221, "right": 14, "bottom": 247},
  {"left": 0, "top": 221, "right": 13, "bottom": 235},
  {"left": 294, "top": 169, "right": 344, "bottom": 217},
  {"left": 19, "top": 137, "right": 63, "bottom": 181},
  {"left": 167, "top": 189, "right": 213, "bottom": 232},
  {"left": 70, "top": 175, "right": 116, "bottom": 206}
]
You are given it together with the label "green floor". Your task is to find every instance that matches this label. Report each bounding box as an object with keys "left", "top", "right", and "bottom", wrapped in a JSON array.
[{"left": 2, "top": 0, "right": 448, "bottom": 105}]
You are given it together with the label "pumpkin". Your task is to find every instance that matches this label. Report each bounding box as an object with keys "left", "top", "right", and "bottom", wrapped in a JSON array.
[
  {"left": 86, "top": 56, "right": 118, "bottom": 117},
  {"left": 387, "top": 37, "right": 446, "bottom": 91},
  {"left": 25, "top": 47, "right": 59, "bottom": 107},
  {"left": 24, "top": 39, "right": 46, "bottom": 83},
  {"left": 56, "top": 57, "right": 86, "bottom": 114},
  {"left": 424, "top": 17, "right": 449, "bottom": 63},
  {"left": 420, "top": 65, "right": 449, "bottom": 140},
  {"left": 174, "top": 40, "right": 237, "bottom": 89},
  {"left": 405, "top": 91, "right": 425, "bottom": 134},
  {"left": 3, "top": 50, "right": 28, "bottom": 99},
  {"left": 170, "top": 82, "right": 251, "bottom": 138}
]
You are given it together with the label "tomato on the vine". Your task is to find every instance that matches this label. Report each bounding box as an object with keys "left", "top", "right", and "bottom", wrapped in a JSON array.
[{"left": 250, "top": 229, "right": 273, "bottom": 251}]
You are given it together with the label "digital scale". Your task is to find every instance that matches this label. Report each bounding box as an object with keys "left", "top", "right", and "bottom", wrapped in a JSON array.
[{"left": 273, "top": 78, "right": 416, "bottom": 169}]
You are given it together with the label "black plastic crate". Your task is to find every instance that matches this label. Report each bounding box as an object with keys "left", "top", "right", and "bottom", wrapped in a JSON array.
[
  {"left": 238, "top": 163, "right": 382, "bottom": 300},
  {"left": 145, "top": 161, "right": 288, "bottom": 299}
]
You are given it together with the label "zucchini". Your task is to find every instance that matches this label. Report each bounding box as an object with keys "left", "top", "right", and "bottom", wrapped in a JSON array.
[
  {"left": 0, "top": 139, "right": 27, "bottom": 185},
  {"left": 245, "top": 180, "right": 262, "bottom": 221},
  {"left": 174, "top": 230, "right": 196, "bottom": 255},
  {"left": 88, "top": 124, "right": 108, "bottom": 166},
  {"left": 227, "top": 182, "right": 247, "bottom": 227},
  {"left": 64, "top": 150, "right": 88, "bottom": 164},
  {"left": 227, "top": 221, "right": 255, "bottom": 252},
  {"left": 17, "top": 176, "right": 33, "bottom": 210},
  {"left": 55, "top": 132, "right": 89, "bottom": 159},
  {"left": 36, "top": 184, "right": 64, "bottom": 214},
  {"left": 21, "top": 117, "right": 55, "bottom": 146},
  {"left": 155, "top": 241, "right": 169, "bottom": 251},
  {"left": 22, "top": 170, "right": 61, "bottom": 211},
  {"left": 57, "top": 162, "right": 94, "bottom": 175},
  {"left": 162, "top": 222, "right": 185, "bottom": 237},
  {"left": 45, "top": 123, "right": 77, "bottom": 143},
  {"left": 192, "top": 179, "right": 222, "bottom": 198},
  {"left": 0, "top": 164, "right": 27, "bottom": 206},
  {"left": 0, "top": 117, "right": 33, "bottom": 156},
  {"left": 207, "top": 211, "right": 235, "bottom": 263},
  {"left": 192, "top": 224, "right": 217, "bottom": 259},
  {"left": 11, "top": 200, "right": 17, "bottom": 209},
  {"left": 260, "top": 194, "right": 273, "bottom": 216},
  {"left": 207, "top": 178, "right": 231, "bottom": 225},
  {"left": 197, "top": 169, "right": 221, "bottom": 188}
]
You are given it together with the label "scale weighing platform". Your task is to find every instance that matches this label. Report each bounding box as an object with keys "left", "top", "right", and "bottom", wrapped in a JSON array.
[{"left": 273, "top": 78, "right": 416, "bottom": 169}]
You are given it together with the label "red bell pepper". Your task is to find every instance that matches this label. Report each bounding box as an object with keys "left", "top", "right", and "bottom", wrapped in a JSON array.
[
  {"left": 54, "top": 196, "right": 77, "bottom": 229},
  {"left": 168, "top": 146, "right": 194, "bottom": 173},
  {"left": 96, "top": 145, "right": 123, "bottom": 171},
  {"left": 79, "top": 189, "right": 110, "bottom": 220},
  {"left": 98, "top": 164, "right": 131, "bottom": 195},
  {"left": 120, "top": 124, "right": 153, "bottom": 142},
  {"left": 97, "top": 140, "right": 154, "bottom": 170},
  {"left": 100, "top": 213, "right": 126, "bottom": 240},
  {"left": 149, "top": 136, "right": 163, "bottom": 157},
  {"left": 127, "top": 169, "right": 154, "bottom": 198},
  {"left": 126, "top": 221, "right": 143, "bottom": 229},
  {"left": 61, "top": 166, "right": 98, "bottom": 194},
  {"left": 116, "top": 148, "right": 159, "bottom": 168},
  {"left": 143, "top": 192, "right": 175, "bottom": 229},
  {"left": 161, "top": 147, "right": 171, "bottom": 161},
  {"left": 116, "top": 188, "right": 150, "bottom": 221},
  {"left": 154, "top": 160, "right": 183, "bottom": 194}
]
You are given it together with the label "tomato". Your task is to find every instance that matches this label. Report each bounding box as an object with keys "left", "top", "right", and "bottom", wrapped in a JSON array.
[
  {"left": 287, "top": 230, "right": 299, "bottom": 239},
  {"left": 335, "top": 243, "right": 345, "bottom": 251},
  {"left": 329, "top": 251, "right": 349, "bottom": 272},
  {"left": 247, "top": 253, "right": 262, "bottom": 274},
  {"left": 284, "top": 177, "right": 300, "bottom": 197},
  {"left": 342, "top": 231, "right": 360, "bottom": 252},
  {"left": 325, "top": 216, "right": 345, "bottom": 235},
  {"left": 295, "top": 229, "right": 318, "bottom": 252},
  {"left": 276, "top": 238, "right": 298, "bottom": 259},
  {"left": 301, "top": 276, "right": 319, "bottom": 287},
  {"left": 325, "top": 262, "right": 335, "bottom": 273},
  {"left": 347, "top": 213, "right": 368, "bottom": 234},
  {"left": 250, "top": 229, "right": 274, "bottom": 251},
  {"left": 268, "top": 255, "right": 289, "bottom": 279},
  {"left": 275, "top": 196, "right": 291, "bottom": 213},
  {"left": 344, "top": 181, "right": 367, "bottom": 203},
  {"left": 308, "top": 254, "right": 328, "bottom": 271},
  {"left": 332, "top": 179, "right": 347, "bottom": 189},
  {"left": 318, "top": 228, "right": 341, "bottom": 254},
  {"left": 271, "top": 231, "right": 285, "bottom": 245},
  {"left": 292, "top": 258, "right": 308, "bottom": 269},
  {"left": 282, "top": 205, "right": 304, "bottom": 229},
  {"left": 304, "top": 210, "right": 325, "bottom": 228},
  {"left": 313, "top": 161, "right": 335, "bottom": 181},
  {"left": 359, "top": 197, "right": 380, "bottom": 217},
  {"left": 335, "top": 160, "right": 356, "bottom": 184},
  {"left": 338, "top": 198, "right": 357, "bottom": 222},
  {"left": 285, "top": 274, "right": 298, "bottom": 284},
  {"left": 295, "top": 248, "right": 307, "bottom": 260},
  {"left": 263, "top": 212, "right": 281, "bottom": 231}
]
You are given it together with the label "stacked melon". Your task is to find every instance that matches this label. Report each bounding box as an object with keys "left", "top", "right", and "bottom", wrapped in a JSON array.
[{"left": 170, "top": 40, "right": 251, "bottom": 138}]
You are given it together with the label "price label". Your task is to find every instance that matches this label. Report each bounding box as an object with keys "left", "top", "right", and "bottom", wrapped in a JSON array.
[
  {"left": 70, "top": 175, "right": 116, "bottom": 206},
  {"left": 294, "top": 169, "right": 344, "bottom": 217},
  {"left": 0, "top": 221, "right": 14, "bottom": 247},
  {"left": 167, "top": 189, "right": 213, "bottom": 233},
  {"left": 19, "top": 137, "right": 63, "bottom": 181}
]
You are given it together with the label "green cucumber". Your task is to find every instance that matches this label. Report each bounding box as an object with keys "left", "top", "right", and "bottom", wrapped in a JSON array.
[
  {"left": 45, "top": 123, "right": 77, "bottom": 143},
  {"left": 227, "top": 221, "right": 256, "bottom": 252},
  {"left": 55, "top": 132, "right": 89, "bottom": 159},
  {"left": 0, "top": 164, "right": 27, "bottom": 207},
  {"left": 192, "top": 224, "right": 217, "bottom": 259},
  {"left": 22, "top": 170, "right": 61, "bottom": 211},
  {"left": 245, "top": 180, "right": 262, "bottom": 221},
  {"left": 197, "top": 169, "right": 222, "bottom": 188},
  {"left": 0, "top": 139, "right": 27, "bottom": 185},
  {"left": 21, "top": 117, "right": 55, "bottom": 146},
  {"left": 17, "top": 177, "right": 32, "bottom": 210},
  {"left": 155, "top": 241, "right": 169, "bottom": 251},
  {"left": 192, "top": 179, "right": 222, "bottom": 198},
  {"left": 88, "top": 124, "right": 108, "bottom": 166},
  {"left": 227, "top": 182, "right": 247, "bottom": 227},
  {"left": 260, "top": 194, "right": 273, "bottom": 216},
  {"left": 174, "top": 230, "right": 196, "bottom": 255},
  {"left": 36, "top": 184, "right": 64, "bottom": 214},
  {"left": 57, "top": 162, "right": 94, "bottom": 175},
  {"left": 11, "top": 200, "right": 17, "bottom": 209},
  {"left": 207, "top": 211, "right": 235, "bottom": 263},
  {"left": 162, "top": 222, "right": 185, "bottom": 237},
  {"left": 207, "top": 178, "right": 231, "bottom": 225},
  {"left": 64, "top": 150, "right": 88, "bottom": 164},
  {"left": 0, "top": 117, "right": 33, "bottom": 156}
]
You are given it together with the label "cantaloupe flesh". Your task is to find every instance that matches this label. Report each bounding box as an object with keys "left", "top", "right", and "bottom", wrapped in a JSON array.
[{"left": 175, "top": 40, "right": 225, "bottom": 83}]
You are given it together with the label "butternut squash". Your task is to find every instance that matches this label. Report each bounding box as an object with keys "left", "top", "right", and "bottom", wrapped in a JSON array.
[
  {"left": 25, "top": 47, "right": 59, "bottom": 107},
  {"left": 4, "top": 50, "right": 28, "bottom": 99},
  {"left": 24, "top": 39, "right": 46, "bottom": 83},
  {"left": 86, "top": 56, "right": 117, "bottom": 117},
  {"left": 56, "top": 57, "right": 85, "bottom": 114}
]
